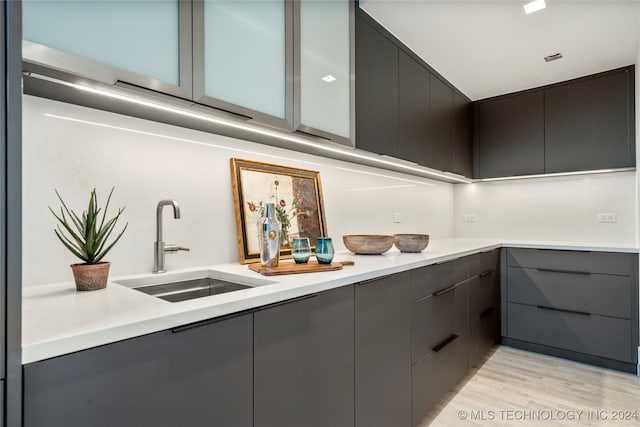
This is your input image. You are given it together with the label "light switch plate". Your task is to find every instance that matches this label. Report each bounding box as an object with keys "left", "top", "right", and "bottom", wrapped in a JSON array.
[
  {"left": 463, "top": 214, "right": 476, "bottom": 222},
  {"left": 597, "top": 213, "right": 617, "bottom": 223},
  {"left": 393, "top": 212, "right": 402, "bottom": 223}
]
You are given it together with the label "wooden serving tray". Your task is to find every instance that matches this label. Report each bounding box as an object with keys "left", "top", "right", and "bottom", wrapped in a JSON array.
[{"left": 249, "top": 260, "right": 355, "bottom": 276}]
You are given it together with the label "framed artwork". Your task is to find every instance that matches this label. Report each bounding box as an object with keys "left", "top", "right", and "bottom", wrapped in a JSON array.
[{"left": 230, "top": 158, "right": 328, "bottom": 264}]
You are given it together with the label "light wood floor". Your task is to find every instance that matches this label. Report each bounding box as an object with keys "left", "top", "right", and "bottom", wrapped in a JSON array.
[{"left": 420, "top": 346, "right": 640, "bottom": 426}]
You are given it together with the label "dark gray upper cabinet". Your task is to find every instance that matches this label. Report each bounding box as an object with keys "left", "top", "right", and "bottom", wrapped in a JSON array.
[
  {"left": 24, "top": 314, "right": 253, "bottom": 427},
  {"left": 355, "top": 14, "right": 399, "bottom": 157},
  {"left": 453, "top": 91, "right": 473, "bottom": 177},
  {"left": 398, "top": 50, "right": 429, "bottom": 165},
  {"left": 474, "top": 66, "right": 635, "bottom": 178},
  {"left": 354, "top": 9, "right": 473, "bottom": 177},
  {"left": 474, "top": 90, "right": 545, "bottom": 178},
  {"left": 254, "top": 286, "right": 354, "bottom": 427},
  {"left": 544, "top": 67, "right": 635, "bottom": 173},
  {"left": 355, "top": 272, "right": 412, "bottom": 427},
  {"left": 429, "top": 74, "right": 455, "bottom": 172}
]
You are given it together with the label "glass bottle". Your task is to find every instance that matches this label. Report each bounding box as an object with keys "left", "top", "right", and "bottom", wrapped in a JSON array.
[{"left": 258, "top": 203, "right": 281, "bottom": 267}]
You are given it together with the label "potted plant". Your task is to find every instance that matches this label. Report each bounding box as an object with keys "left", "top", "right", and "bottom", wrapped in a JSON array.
[{"left": 50, "top": 188, "right": 128, "bottom": 291}]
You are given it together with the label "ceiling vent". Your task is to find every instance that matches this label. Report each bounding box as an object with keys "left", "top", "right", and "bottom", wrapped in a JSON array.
[{"left": 544, "top": 53, "right": 563, "bottom": 62}]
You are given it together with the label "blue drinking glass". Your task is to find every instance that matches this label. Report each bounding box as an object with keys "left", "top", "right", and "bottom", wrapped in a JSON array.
[
  {"left": 292, "top": 237, "right": 311, "bottom": 264},
  {"left": 315, "top": 237, "right": 335, "bottom": 264}
]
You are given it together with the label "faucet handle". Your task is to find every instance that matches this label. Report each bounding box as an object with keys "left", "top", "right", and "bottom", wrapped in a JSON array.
[{"left": 164, "top": 244, "right": 190, "bottom": 253}]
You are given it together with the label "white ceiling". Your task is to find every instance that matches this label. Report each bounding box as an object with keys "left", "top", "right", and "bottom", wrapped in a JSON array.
[{"left": 361, "top": 0, "right": 640, "bottom": 100}]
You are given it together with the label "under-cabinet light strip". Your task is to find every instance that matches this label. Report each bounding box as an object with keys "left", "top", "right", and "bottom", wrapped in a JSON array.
[
  {"left": 28, "top": 73, "right": 473, "bottom": 184},
  {"left": 478, "top": 168, "right": 635, "bottom": 182}
]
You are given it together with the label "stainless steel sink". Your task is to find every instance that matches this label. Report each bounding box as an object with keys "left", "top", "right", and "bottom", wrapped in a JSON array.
[{"left": 115, "top": 270, "right": 273, "bottom": 303}]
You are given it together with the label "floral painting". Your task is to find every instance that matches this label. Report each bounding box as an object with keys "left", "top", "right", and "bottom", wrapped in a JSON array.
[{"left": 230, "top": 158, "right": 327, "bottom": 264}]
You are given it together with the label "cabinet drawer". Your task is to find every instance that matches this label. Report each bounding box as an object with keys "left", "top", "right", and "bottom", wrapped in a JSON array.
[
  {"left": 468, "top": 271, "right": 500, "bottom": 321},
  {"left": 412, "top": 332, "right": 469, "bottom": 426},
  {"left": 467, "top": 249, "right": 500, "bottom": 278},
  {"left": 506, "top": 248, "right": 634, "bottom": 276},
  {"left": 411, "top": 258, "right": 467, "bottom": 301},
  {"left": 507, "top": 267, "right": 631, "bottom": 319},
  {"left": 507, "top": 303, "right": 632, "bottom": 362},
  {"left": 469, "top": 308, "right": 500, "bottom": 368},
  {"left": 412, "top": 284, "right": 467, "bottom": 364}
]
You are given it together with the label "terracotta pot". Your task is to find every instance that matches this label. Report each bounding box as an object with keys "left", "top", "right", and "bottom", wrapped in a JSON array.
[{"left": 70, "top": 262, "right": 111, "bottom": 291}]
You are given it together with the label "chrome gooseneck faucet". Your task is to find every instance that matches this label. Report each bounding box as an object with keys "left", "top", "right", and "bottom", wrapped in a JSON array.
[{"left": 153, "top": 200, "right": 190, "bottom": 273}]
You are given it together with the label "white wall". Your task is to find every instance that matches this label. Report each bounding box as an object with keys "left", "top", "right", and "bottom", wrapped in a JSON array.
[
  {"left": 23, "top": 95, "right": 455, "bottom": 286},
  {"left": 454, "top": 172, "right": 637, "bottom": 243}
]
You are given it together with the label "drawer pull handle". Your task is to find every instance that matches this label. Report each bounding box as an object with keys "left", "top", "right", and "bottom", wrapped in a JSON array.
[
  {"left": 536, "top": 268, "right": 591, "bottom": 276},
  {"left": 479, "top": 270, "right": 494, "bottom": 277},
  {"left": 356, "top": 275, "right": 391, "bottom": 286},
  {"left": 172, "top": 310, "right": 252, "bottom": 333},
  {"left": 258, "top": 293, "right": 318, "bottom": 310},
  {"left": 432, "top": 334, "right": 459, "bottom": 353},
  {"left": 536, "top": 305, "right": 591, "bottom": 317},
  {"left": 433, "top": 284, "right": 457, "bottom": 297},
  {"left": 479, "top": 306, "right": 495, "bottom": 319}
]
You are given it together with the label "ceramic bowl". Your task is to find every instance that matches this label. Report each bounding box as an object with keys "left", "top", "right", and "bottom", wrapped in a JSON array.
[
  {"left": 343, "top": 234, "right": 394, "bottom": 255},
  {"left": 393, "top": 234, "right": 430, "bottom": 253}
]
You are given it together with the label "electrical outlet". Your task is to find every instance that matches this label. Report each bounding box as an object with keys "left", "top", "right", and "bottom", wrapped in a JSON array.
[
  {"left": 463, "top": 214, "right": 476, "bottom": 222},
  {"left": 597, "top": 213, "right": 617, "bottom": 223},
  {"left": 393, "top": 213, "right": 402, "bottom": 223}
]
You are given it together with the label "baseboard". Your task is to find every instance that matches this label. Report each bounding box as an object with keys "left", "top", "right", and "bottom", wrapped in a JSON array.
[{"left": 502, "top": 337, "right": 637, "bottom": 374}]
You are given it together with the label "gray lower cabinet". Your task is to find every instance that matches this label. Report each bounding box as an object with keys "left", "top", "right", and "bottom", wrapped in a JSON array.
[
  {"left": 355, "top": 272, "right": 412, "bottom": 427},
  {"left": 23, "top": 250, "right": 507, "bottom": 427},
  {"left": 254, "top": 286, "right": 355, "bottom": 427},
  {"left": 412, "top": 282, "right": 468, "bottom": 364},
  {"left": 412, "top": 326, "right": 469, "bottom": 425},
  {"left": 0, "top": 379, "right": 3, "bottom": 424},
  {"left": 412, "top": 249, "right": 500, "bottom": 425},
  {"left": 508, "top": 303, "right": 631, "bottom": 362},
  {"left": 23, "top": 313, "right": 253, "bottom": 427},
  {"left": 504, "top": 248, "right": 639, "bottom": 372},
  {"left": 411, "top": 279, "right": 470, "bottom": 426},
  {"left": 468, "top": 270, "right": 500, "bottom": 367}
]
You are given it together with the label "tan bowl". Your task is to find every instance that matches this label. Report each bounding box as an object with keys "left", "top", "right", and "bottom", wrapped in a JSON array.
[
  {"left": 343, "top": 234, "right": 394, "bottom": 255},
  {"left": 393, "top": 234, "right": 430, "bottom": 253}
]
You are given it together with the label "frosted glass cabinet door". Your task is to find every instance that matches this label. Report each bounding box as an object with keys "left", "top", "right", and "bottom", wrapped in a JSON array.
[
  {"left": 296, "top": 0, "right": 353, "bottom": 145},
  {"left": 194, "top": 0, "right": 290, "bottom": 128},
  {"left": 22, "top": 0, "right": 191, "bottom": 98}
]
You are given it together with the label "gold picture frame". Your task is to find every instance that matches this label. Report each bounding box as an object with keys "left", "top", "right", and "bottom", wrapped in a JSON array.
[{"left": 230, "top": 158, "right": 328, "bottom": 264}]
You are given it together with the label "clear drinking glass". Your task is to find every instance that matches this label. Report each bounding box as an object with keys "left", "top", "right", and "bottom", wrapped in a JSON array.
[
  {"left": 315, "top": 237, "right": 335, "bottom": 264},
  {"left": 292, "top": 237, "right": 311, "bottom": 264}
]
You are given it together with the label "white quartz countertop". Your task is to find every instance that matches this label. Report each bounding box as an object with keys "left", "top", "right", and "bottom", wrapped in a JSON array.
[{"left": 22, "top": 238, "right": 639, "bottom": 364}]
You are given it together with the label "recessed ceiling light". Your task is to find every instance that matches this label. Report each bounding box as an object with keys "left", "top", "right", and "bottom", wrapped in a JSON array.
[
  {"left": 321, "top": 75, "right": 336, "bottom": 83},
  {"left": 524, "top": 0, "right": 546, "bottom": 14},
  {"left": 544, "top": 53, "right": 563, "bottom": 62}
]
